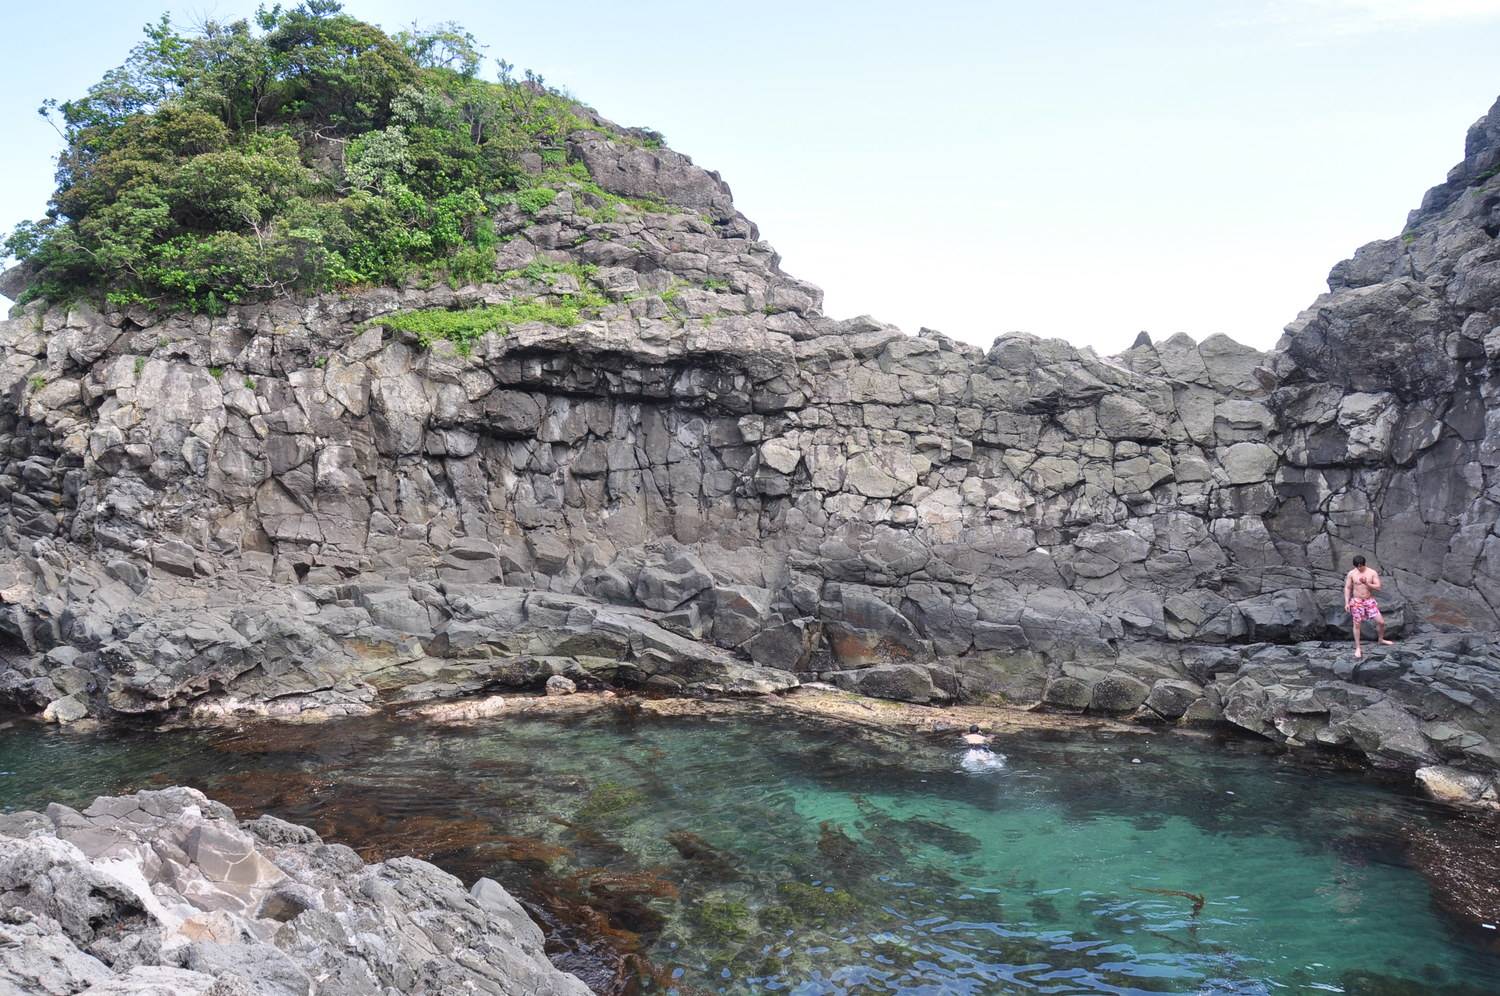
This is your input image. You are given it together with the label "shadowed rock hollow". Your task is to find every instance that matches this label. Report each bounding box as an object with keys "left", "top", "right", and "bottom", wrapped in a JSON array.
[{"left": 1, "top": 91, "right": 1499, "bottom": 790}]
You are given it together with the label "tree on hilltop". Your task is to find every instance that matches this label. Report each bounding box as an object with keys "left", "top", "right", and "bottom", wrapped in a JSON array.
[{"left": 6, "top": 1, "right": 624, "bottom": 313}]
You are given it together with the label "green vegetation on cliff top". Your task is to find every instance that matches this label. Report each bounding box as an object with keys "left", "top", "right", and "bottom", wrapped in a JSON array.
[{"left": 4, "top": 1, "right": 659, "bottom": 314}]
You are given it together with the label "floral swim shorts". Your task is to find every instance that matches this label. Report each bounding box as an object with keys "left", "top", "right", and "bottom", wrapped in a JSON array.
[{"left": 1349, "top": 598, "right": 1382, "bottom": 624}]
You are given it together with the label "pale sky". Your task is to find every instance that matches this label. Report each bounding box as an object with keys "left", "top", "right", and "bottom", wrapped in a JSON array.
[{"left": 1, "top": 0, "right": 1497, "bottom": 353}]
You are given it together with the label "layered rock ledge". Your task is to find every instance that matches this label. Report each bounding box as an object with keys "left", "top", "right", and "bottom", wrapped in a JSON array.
[
  {"left": 0, "top": 786, "right": 590, "bottom": 995},
  {"left": 0, "top": 98, "right": 1498, "bottom": 795}
]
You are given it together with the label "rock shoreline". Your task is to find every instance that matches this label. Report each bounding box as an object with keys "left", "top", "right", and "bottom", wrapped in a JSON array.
[
  {"left": 0, "top": 786, "right": 591, "bottom": 995},
  {"left": 0, "top": 93, "right": 1498, "bottom": 800}
]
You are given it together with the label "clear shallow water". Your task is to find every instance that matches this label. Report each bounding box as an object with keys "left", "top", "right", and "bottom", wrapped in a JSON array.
[{"left": 2, "top": 707, "right": 1497, "bottom": 995}]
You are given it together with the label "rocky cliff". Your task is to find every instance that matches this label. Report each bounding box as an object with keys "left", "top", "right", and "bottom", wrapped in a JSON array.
[
  {"left": 1, "top": 96, "right": 1498, "bottom": 784},
  {"left": 0, "top": 786, "right": 591, "bottom": 994}
]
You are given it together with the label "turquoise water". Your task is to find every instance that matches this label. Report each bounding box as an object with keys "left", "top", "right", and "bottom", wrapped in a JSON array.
[{"left": 1, "top": 707, "right": 1497, "bottom": 994}]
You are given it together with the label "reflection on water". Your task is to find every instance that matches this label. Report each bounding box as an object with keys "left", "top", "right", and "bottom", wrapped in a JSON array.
[{"left": 1, "top": 707, "right": 1497, "bottom": 995}]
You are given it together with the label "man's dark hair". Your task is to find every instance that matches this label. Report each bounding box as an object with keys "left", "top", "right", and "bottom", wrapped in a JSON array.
[
  {"left": 1353, "top": 555, "right": 1366, "bottom": 567},
  {"left": 969, "top": 724, "right": 980, "bottom": 733}
]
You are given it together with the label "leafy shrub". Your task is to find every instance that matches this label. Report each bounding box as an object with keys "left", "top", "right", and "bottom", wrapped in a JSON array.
[
  {"left": 505, "top": 258, "right": 598, "bottom": 284},
  {"left": 511, "top": 188, "right": 557, "bottom": 214},
  {"left": 5, "top": 2, "right": 653, "bottom": 311}
]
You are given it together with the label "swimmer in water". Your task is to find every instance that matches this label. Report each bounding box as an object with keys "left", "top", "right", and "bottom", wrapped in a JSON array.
[{"left": 959, "top": 723, "right": 1007, "bottom": 772}]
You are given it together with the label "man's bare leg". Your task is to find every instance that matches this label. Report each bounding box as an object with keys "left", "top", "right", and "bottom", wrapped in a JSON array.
[
  {"left": 1377, "top": 618, "right": 1393, "bottom": 645},
  {"left": 1352, "top": 620, "right": 1363, "bottom": 658}
]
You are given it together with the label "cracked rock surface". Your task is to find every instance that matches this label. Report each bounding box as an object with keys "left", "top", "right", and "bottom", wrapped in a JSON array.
[
  {"left": 1, "top": 99, "right": 1499, "bottom": 785},
  {"left": 0, "top": 786, "right": 591, "bottom": 995}
]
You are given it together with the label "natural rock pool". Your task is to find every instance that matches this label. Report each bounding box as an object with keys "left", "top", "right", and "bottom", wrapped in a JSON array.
[{"left": 3, "top": 705, "right": 1497, "bottom": 995}]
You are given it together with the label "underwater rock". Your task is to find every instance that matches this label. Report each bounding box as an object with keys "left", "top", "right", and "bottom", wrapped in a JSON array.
[
  {"left": 666, "top": 830, "right": 740, "bottom": 880},
  {"left": 1404, "top": 810, "right": 1500, "bottom": 936},
  {"left": 774, "top": 881, "right": 860, "bottom": 924},
  {"left": 493, "top": 836, "right": 571, "bottom": 867},
  {"left": 576, "top": 781, "right": 648, "bottom": 826},
  {"left": 526, "top": 863, "right": 684, "bottom": 993},
  {"left": 1337, "top": 968, "right": 1495, "bottom": 996},
  {"left": 694, "top": 898, "right": 752, "bottom": 941}
]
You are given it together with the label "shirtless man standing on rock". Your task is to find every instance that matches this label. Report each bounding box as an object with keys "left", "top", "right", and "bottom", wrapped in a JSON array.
[{"left": 1343, "top": 555, "right": 1394, "bottom": 658}]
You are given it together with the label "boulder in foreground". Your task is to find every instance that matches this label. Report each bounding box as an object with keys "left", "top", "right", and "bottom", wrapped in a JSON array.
[{"left": 0, "top": 786, "right": 590, "bottom": 995}]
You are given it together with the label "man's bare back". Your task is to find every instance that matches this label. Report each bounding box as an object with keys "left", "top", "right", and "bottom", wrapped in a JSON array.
[{"left": 1342, "top": 555, "right": 1393, "bottom": 657}]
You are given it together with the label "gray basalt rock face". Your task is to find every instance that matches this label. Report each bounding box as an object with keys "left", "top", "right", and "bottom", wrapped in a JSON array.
[
  {"left": 1, "top": 99, "right": 1499, "bottom": 783},
  {"left": 0, "top": 786, "right": 591, "bottom": 996},
  {"left": 1272, "top": 97, "right": 1500, "bottom": 638}
]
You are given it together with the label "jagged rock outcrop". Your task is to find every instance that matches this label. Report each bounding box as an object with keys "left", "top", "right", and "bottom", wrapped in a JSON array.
[
  {"left": 0, "top": 98, "right": 1498, "bottom": 785},
  {"left": 0, "top": 786, "right": 591, "bottom": 995},
  {"left": 1272, "top": 100, "right": 1500, "bottom": 633}
]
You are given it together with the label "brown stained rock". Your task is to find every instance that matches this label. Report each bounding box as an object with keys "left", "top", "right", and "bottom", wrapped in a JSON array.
[
  {"left": 493, "top": 836, "right": 571, "bottom": 866},
  {"left": 665, "top": 831, "right": 739, "bottom": 881},
  {"left": 1405, "top": 811, "right": 1500, "bottom": 942}
]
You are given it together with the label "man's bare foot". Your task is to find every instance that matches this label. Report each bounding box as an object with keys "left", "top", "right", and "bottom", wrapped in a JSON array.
[
  {"left": 1378, "top": 639, "right": 1394, "bottom": 645},
  {"left": 1354, "top": 648, "right": 1363, "bottom": 658}
]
